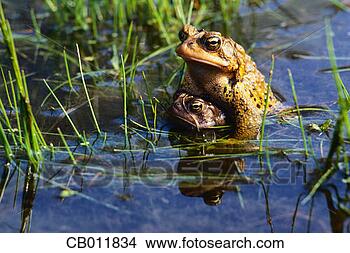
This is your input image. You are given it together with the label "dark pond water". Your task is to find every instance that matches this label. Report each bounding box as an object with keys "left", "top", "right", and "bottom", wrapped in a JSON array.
[{"left": 0, "top": 0, "right": 349, "bottom": 232}]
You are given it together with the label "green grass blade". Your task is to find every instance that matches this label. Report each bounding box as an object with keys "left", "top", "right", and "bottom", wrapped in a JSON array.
[
  {"left": 76, "top": 44, "right": 101, "bottom": 134},
  {"left": 288, "top": 69, "right": 309, "bottom": 157}
]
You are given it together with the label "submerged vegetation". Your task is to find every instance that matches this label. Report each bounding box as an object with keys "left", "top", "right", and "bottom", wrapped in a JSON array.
[{"left": 0, "top": 0, "right": 349, "bottom": 232}]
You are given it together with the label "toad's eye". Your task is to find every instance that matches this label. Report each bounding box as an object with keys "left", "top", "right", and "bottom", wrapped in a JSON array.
[
  {"left": 204, "top": 36, "right": 221, "bottom": 51},
  {"left": 190, "top": 100, "right": 203, "bottom": 113},
  {"left": 178, "top": 30, "right": 188, "bottom": 42}
]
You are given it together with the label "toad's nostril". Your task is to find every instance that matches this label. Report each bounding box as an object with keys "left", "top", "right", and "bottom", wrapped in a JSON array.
[{"left": 175, "top": 102, "right": 182, "bottom": 109}]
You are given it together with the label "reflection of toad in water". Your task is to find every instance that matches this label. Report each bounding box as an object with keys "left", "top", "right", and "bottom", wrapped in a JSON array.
[
  {"left": 177, "top": 157, "right": 248, "bottom": 206},
  {"left": 170, "top": 130, "right": 255, "bottom": 206}
]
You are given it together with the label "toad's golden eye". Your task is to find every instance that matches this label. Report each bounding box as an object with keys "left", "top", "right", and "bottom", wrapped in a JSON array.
[
  {"left": 178, "top": 30, "right": 188, "bottom": 42},
  {"left": 204, "top": 36, "right": 221, "bottom": 51},
  {"left": 190, "top": 100, "right": 203, "bottom": 113}
]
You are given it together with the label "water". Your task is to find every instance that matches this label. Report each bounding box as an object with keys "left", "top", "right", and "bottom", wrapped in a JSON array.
[{"left": 0, "top": 0, "right": 349, "bottom": 232}]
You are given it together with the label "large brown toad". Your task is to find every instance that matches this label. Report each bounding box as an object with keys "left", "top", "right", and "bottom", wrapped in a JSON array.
[{"left": 176, "top": 25, "right": 281, "bottom": 139}]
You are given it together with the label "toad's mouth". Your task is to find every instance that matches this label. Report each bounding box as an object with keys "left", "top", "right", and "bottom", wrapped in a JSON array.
[
  {"left": 176, "top": 46, "right": 228, "bottom": 69},
  {"left": 173, "top": 115, "right": 197, "bottom": 128},
  {"left": 168, "top": 105, "right": 199, "bottom": 129},
  {"left": 178, "top": 54, "right": 223, "bottom": 69}
]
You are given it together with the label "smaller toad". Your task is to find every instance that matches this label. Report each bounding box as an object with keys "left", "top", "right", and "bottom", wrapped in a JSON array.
[{"left": 169, "top": 92, "right": 226, "bottom": 130}]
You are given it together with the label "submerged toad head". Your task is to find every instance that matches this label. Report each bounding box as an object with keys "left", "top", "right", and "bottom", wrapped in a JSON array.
[{"left": 169, "top": 92, "right": 226, "bottom": 130}]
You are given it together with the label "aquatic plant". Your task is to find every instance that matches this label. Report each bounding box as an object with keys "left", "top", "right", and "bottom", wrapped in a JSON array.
[{"left": 0, "top": 1, "right": 46, "bottom": 169}]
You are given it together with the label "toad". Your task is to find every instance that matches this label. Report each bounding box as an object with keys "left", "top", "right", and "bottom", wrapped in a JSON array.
[
  {"left": 176, "top": 25, "right": 281, "bottom": 139},
  {"left": 169, "top": 92, "right": 226, "bottom": 130}
]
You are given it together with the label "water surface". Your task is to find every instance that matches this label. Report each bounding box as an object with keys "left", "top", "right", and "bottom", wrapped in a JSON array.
[{"left": 0, "top": 0, "right": 349, "bottom": 232}]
